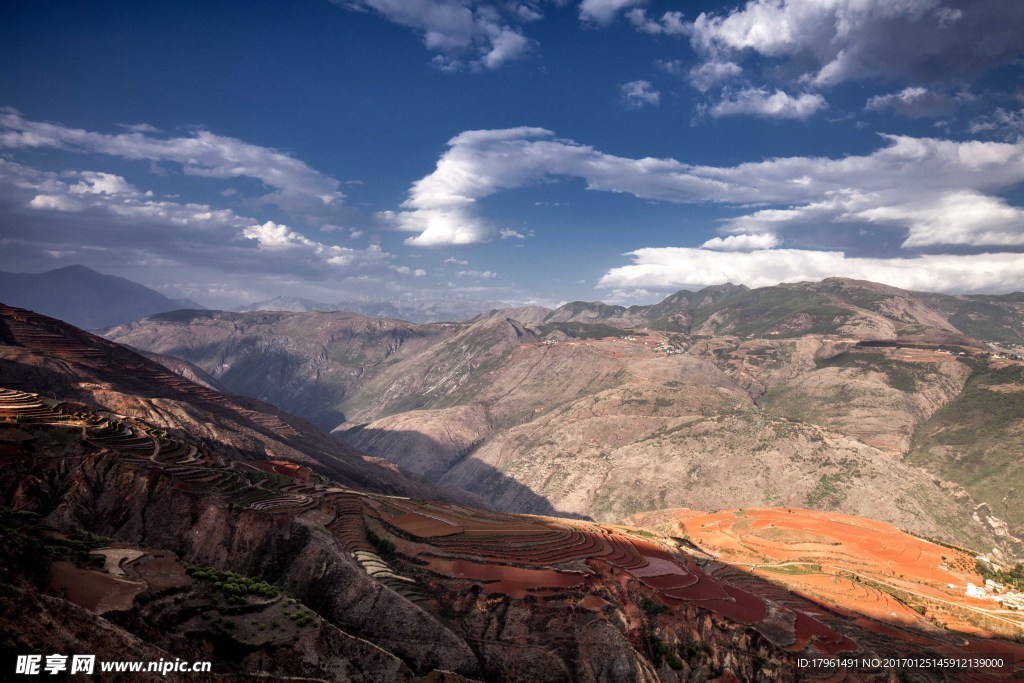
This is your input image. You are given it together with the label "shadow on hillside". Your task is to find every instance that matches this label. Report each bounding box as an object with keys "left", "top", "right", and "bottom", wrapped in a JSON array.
[{"left": 337, "top": 426, "right": 592, "bottom": 521}]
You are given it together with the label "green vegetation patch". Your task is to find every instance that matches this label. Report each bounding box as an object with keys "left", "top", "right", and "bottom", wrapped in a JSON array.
[
  {"left": 816, "top": 350, "right": 926, "bottom": 392},
  {"left": 948, "top": 299, "right": 1024, "bottom": 344},
  {"left": 804, "top": 472, "right": 849, "bottom": 510},
  {"left": 689, "top": 287, "right": 852, "bottom": 338},
  {"left": 908, "top": 360, "right": 1024, "bottom": 534},
  {"left": 538, "top": 322, "right": 626, "bottom": 339},
  {"left": 186, "top": 565, "right": 278, "bottom": 603},
  {"left": 0, "top": 508, "right": 113, "bottom": 586},
  {"left": 975, "top": 560, "right": 1024, "bottom": 591}
]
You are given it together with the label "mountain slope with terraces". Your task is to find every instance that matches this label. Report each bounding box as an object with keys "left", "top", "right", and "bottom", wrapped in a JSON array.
[
  {"left": 104, "top": 279, "right": 1024, "bottom": 562},
  {"left": 0, "top": 302, "right": 439, "bottom": 499},
  {"left": 2, "top": 386, "right": 1022, "bottom": 680}
]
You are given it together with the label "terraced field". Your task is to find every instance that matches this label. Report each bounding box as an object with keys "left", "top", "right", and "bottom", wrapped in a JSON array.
[{"left": 4, "top": 387, "right": 1022, "bottom": 678}]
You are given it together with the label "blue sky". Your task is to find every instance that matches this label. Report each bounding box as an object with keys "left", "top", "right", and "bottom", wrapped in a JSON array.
[{"left": 1, "top": 0, "right": 1022, "bottom": 308}]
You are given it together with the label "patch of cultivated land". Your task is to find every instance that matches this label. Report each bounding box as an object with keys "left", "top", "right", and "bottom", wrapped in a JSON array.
[{"left": 634, "top": 508, "right": 1024, "bottom": 645}]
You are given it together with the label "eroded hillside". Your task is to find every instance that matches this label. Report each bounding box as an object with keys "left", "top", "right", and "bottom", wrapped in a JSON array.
[{"left": 102, "top": 279, "right": 1024, "bottom": 561}]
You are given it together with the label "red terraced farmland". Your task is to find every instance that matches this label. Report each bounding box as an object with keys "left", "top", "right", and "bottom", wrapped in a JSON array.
[
  {"left": 420, "top": 555, "right": 586, "bottom": 598},
  {"left": 385, "top": 512, "right": 463, "bottom": 538}
]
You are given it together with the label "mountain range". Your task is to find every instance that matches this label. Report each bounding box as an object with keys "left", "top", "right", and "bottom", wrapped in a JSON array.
[
  {"left": 0, "top": 265, "right": 203, "bottom": 330},
  {"left": 104, "top": 278, "right": 1024, "bottom": 566},
  {"left": 3, "top": 300, "right": 1023, "bottom": 680},
  {"left": 238, "top": 295, "right": 512, "bottom": 324}
]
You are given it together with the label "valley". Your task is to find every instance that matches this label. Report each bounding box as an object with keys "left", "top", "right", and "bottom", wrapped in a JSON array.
[{"left": 104, "top": 279, "right": 1024, "bottom": 563}]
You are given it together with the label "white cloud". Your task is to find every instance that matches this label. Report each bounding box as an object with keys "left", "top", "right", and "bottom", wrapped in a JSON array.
[
  {"left": 337, "top": 1, "right": 537, "bottom": 70},
  {"left": 710, "top": 88, "right": 826, "bottom": 120},
  {"left": 392, "top": 127, "right": 1024, "bottom": 248},
  {"left": 969, "top": 108, "right": 1024, "bottom": 141},
  {"left": 598, "top": 248, "right": 1024, "bottom": 294},
  {"left": 444, "top": 257, "right": 469, "bottom": 265},
  {"left": 28, "top": 194, "right": 83, "bottom": 212},
  {"left": 458, "top": 269, "right": 498, "bottom": 279},
  {"left": 242, "top": 221, "right": 317, "bottom": 249},
  {"left": 701, "top": 233, "right": 779, "bottom": 251},
  {"left": 0, "top": 158, "right": 395, "bottom": 288},
  {"left": 865, "top": 86, "right": 964, "bottom": 118},
  {"left": 0, "top": 109, "right": 344, "bottom": 216},
  {"left": 625, "top": 8, "right": 686, "bottom": 35},
  {"left": 854, "top": 191, "right": 1024, "bottom": 247},
  {"left": 68, "top": 171, "right": 138, "bottom": 196},
  {"left": 579, "top": 0, "right": 645, "bottom": 25},
  {"left": 480, "top": 28, "right": 531, "bottom": 69},
  {"left": 9, "top": 163, "right": 248, "bottom": 231},
  {"left": 620, "top": 80, "right": 660, "bottom": 109},
  {"left": 686, "top": 0, "right": 1024, "bottom": 89},
  {"left": 499, "top": 228, "right": 526, "bottom": 240},
  {"left": 687, "top": 61, "right": 742, "bottom": 92}
]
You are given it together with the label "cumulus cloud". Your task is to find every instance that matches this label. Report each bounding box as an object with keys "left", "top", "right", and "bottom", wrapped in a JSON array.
[
  {"left": 390, "top": 264, "right": 427, "bottom": 276},
  {"left": 28, "top": 194, "right": 83, "bottom": 212},
  {"left": 629, "top": 1, "right": 1024, "bottom": 119},
  {"left": 598, "top": 248, "right": 1024, "bottom": 294},
  {"left": 337, "top": 1, "right": 538, "bottom": 70},
  {"left": 854, "top": 191, "right": 1024, "bottom": 247},
  {"left": 0, "top": 109, "right": 344, "bottom": 216},
  {"left": 443, "top": 256, "right": 469, "bottom": 265},
  {"left": 710, "top": 88, "right": 826, "bottom": 120},
  {"left": 620, "top": 80, "right": 660, "bottom": 109},
  {"left": 6, "top": 162, "right": 248, "bottom": 232},
  {"left": 392, "top": 126, "right": 1024, "bottom": 248},
  {"left": 701, "top": 233, "right": 779, "bottom": 251},
  {"left": 687, "top": 0, "right": 1024, "bottom": 88},
  {"left": 242, "top": 221, "right": 318, "bottom": 249}
]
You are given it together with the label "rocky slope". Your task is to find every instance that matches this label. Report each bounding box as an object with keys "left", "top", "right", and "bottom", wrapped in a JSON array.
[
  {"left": 103, "top": 309, "right": 461, "bottom": 430},
  {"left": 103, "top": 279, "right": 1024, "bottom": 561},
  {"left": 0, "top": 303, "right": 437, "bottom": 499}
]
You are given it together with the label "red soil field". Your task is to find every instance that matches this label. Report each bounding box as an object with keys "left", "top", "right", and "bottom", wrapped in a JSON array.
[
  {"left": 679, "top": 508, "right": 1024, "bottom": 644},
  {"left": 49, "top": 561, "right": 146, "bottom": 614}
]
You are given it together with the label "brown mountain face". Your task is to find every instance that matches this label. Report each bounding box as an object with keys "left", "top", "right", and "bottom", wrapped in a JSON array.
[
  {"left": 3, "top": 385, "right": 1023, "bottom": 681},
  {"left": 103, "top": 309, "right": 461, "bottom": 430},
  {"left": 104, "top": 279, "right": 1024, "bottom": 563},
  {"left": 0, "top": 303, "right": 437, "bottom": 499}
]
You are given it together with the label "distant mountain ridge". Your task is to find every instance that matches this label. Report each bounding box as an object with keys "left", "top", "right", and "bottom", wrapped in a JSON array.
[
  {"left": 239, "top": 295, "right": 512, "bottom": 323},
  {"left": 0, "top": 264, "right": 202, "bottom": 329}
]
